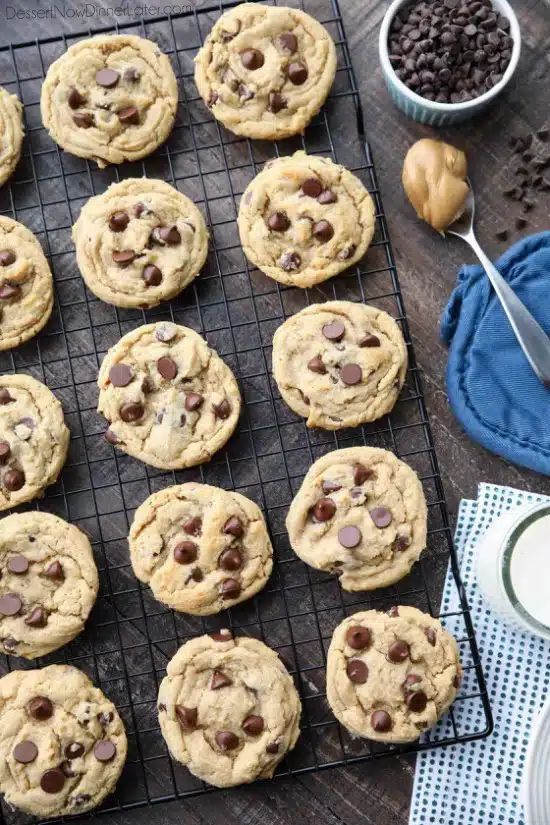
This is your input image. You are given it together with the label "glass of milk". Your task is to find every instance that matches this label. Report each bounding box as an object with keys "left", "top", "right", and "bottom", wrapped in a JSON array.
[{"left": 476, "top": 503, "right": 550, "bottom": 640}]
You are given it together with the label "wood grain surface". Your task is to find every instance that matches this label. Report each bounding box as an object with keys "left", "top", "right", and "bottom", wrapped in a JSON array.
[{"left": 2, "top": 1, "right": 550, "bottom": 823}]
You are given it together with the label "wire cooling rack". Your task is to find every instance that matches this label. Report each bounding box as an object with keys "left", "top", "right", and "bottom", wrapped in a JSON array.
[{"left": 0, "top": 0, "right": 493, "bottom": 821}]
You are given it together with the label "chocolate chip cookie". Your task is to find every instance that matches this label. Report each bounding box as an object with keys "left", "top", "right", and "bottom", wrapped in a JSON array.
[
  {"left": 0, "top": 664, "right": 127, "bottom": 817},
  {"left": 97, "top": 322, "right": 241, "bottom": 470},
  {"left": 158, "top": 633, "right": 301, "bottom": 787},
  {"left": 73, "top": 179, "right": 208, "bottom": 308},
  {"left": 41, "top": 35, "right": 178, "bottom": 168},
  {"left": 238, "top": 152, "right": 376, "bottom": 287},
  {"left": 194, "top": 4, "right": 336, "bottom": 140},
  {"left": 272, "top": 301, "right": 407, "bottom": 429},
  {"left": 0, "top": 217, "right": 54, "bottom": 351},
  {"left": 286, "top": 447, "right": 427, "bottom": 591},
  {"left": 0, "top": 375, "right": 70, "bottom": 511},
  {"left": 326, "top": 607, "right": 462, "bottom": 743},
  {"left": 129, "top": 483, "right": 273, "bottom": 615},
  {"left": 0, "top": 87, "right": 23, "bottom": 187},
  {"left": 0, "top": 512, "right": 98, "bottom": 659}
]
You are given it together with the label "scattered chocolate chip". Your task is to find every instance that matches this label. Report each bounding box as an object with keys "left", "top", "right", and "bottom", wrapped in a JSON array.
[
  {"left": 190, "top": 567, "right": 203, "bottom": 582},
  {"left": 407, "top": 689, "right": 428, "bottom": 712},
  {"left": 219, "top": 549, "right": 243, "bottom": 571},
  {"left": 338, "top": 244, "right": 357, "bottom": 260},
  {"left": 68, "top": 88, "right": 84, "bottom": 109},
  {"left": 369, "top": 507, "right": 393, "bottom": 528},
  {"left": 211, "top": 669, "right": 232, "bottom": 690},
  {"left": 119, "top": 401, "right": 144, "bottom": 423},
  {"left": 345, "top": 625, "right": 371, "bottom": 650},
  {"left": 318, "top": 189, "right": 338, "bottom": 204},
  {"left": 141, "top": 376, "right": 155, "bottom": 394},
  {"left": 424, "top": 627, "right": 437, "bottom": 646},
  {"left": 221, "top": 578, "right": 241, "bottom": 599},
  {"left": 279, "top": 251, "right": 301, "bottom": 271},
  {"left": 266, "top": 742, "right": 279, "bottom": 754},
  {"left": 360, "top": 333, "right": 381, "bottom": 347},
  {"left": 268, "top": 212, "right": 290, "bottom": 231},
  {"left": 208, "top": 90, "right": 218, "bottom": 107},
  {"left": 346, "top": 658, "right": 368, "bottom": 683},
  {"left": 0, "top": 283, "right": 21, "bottom": 299},
  {"left": 157, "top": 356, "right": 178, "bottom": 380},
  {"left": 322, "top": 479, "right": 342, "bottom": 494},
  {"left": 109, "top": 364, "right": 133, "bottom": 387},
  {"left": 353, "top": 463, "right": 373, "bottom": 485},
  {"left": 0, "top": 442, "right": 10, "bottom": 463},
  {"left": 302, "top": 178, "right": 323, "bottom": 198},
  {"left": 213, "top": 399, "right": 231, "bottom": 419},
  {"left": 25, "top": 605, "right": 48, "bottom": 627},
  {"left": 156, "top": 324, "right": 176, "bottom": 342},
  {"left": 157, "top": 225, "right": 181, "bottom": 244},
  {"left": 8, "top": 555, "right": 29, "bottom": 574},
  {"left": 393, "top": 535, "right": 411, "bottom": 552},
  {"left": 278, "top": 32, "right": 298, "bottom": 53},
  {"left": 495, "top": 228, "right": 509, "bottom": 241},
  {"left": 93, "top": 740, "right": 116, "bottom": 762},
  {"left": 98, "top": 712, "right": 113, "bottom": 728},
  {"left": 3, "top": 637, "right": 17, "bottom": 652},
  {"left": 71, "top": 794, "right": 91, "bottom": 806},
  {"left": 307, "top": 355, "right": 327, "bottom": 375},
  {"left": 371, "top": 710, "right": 392, "bottom": 732},
  {"left": 0, "top": 250, "right": 15, "bottom": 268},
  {"left": 312, "top": 220, "right": 334, "bottom": 242},
  {"left": 4, "top": 469, "right": 25, "bottom": 491},
  {"left": 338, "top": 525, "right": 361, "bottom": 548},
  {"left": 312, "top": 498, "right": 336, "bottom": 522},
  {"left": 104, "top": 428, "right": 118, "bottom": 445},
  {"left": 322, "top": 320, "right": 345, "bottom": 341},
  {"left": 28, "top": 697, "right": 53, "bottom": 721},
  {"left": 65, "top": 742, "right": 85, "bottom": 759},
  {"left": 135, "top": 202, "right": 148, "bottom": 217},
  {"left": 288, "top": 61, "right": 308, "bottom": 84},
  {"left": 14, "top": 740, "right": 38, "bottom": 763},
  {"left": 340, "top": 364, "right": 362, "bottom": 385},
  {"left": 174, "top": 541, "right": 198, "bottom": 564},
  {"left": 61, "top": 761, "right": 76, "bottom": 778},
  {"left": 387, "top": 606, "right": 399, "bottom": 618},
  {"left": 184, "top": 392, "right": 204, "bottom": 412},
  {"left": 96, "top": 68, "right": 119, "bottom": 88},
  {"left": 109, "top": 212, "right": 129, "bottom": 232},
  {"left": 143, "top": 264, "right": 162, "bottom": 286},
  {"left": 118, "top": 106, "right": 139, "bottom": 125},
  {"left": 216, "top": 730, "right": 239, "bottom": 750},
  {"left": 223, "top": 516, "right": 243, "bottom": 537},
  {"left": 176, "top": 705, "right": 198, "bottom": 729},
  {"left": 112, "top": 249, "right": 136, "bottom": 266},
  {"left": 238, "top": 83, "right": 254, "bottom": 102},
  {"left": 268, "top": 92, "right": 287, "bottom": 113},
  {"left": 0, "top": 388, "right": 14, "bottom": 404},
  {"left": 40, "top": 768, "right": 65, "bottom": 794},
  {"left": 242, "top": 714, "right": 265, "bottom": 736},
  {"left": 124, "top": 67, "right": 140, "bottom": 83},
  {"left": 73, "top": 112, "right": 94, "bottom": 128},
  {"left": 220, "top": 26, "right": 240, "bottom": 42},
  {"left": 388, "top": 640, "right": 410, "bottom": 663},
  {"left": 210, "top": 629, "right": 233, "bottom": 641},
  {"left": 241, "top": 48, "right": 264, "bottom": 70},
  {"left": 44, "top": 560, "right": 64, "bottom": 581},
  {"left": 183, "top": 516, "right": 202, "bottom": 536}
]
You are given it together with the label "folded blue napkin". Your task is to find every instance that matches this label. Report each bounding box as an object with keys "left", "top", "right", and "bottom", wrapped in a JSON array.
[{"left": 441, "top": 231, "right": 550, "bottom": 476}]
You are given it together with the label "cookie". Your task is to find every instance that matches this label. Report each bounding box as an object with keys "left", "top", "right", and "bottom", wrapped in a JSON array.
[
  {"left": 286, "top": 447, "right": 427, "bottom": 591},
  {"left": 0, "top": 664, "right": 127, "bottom": 817},
  {"left": 158, "top": 633, "right": 301, "bottom": 787},
  {"left": 73, "top": 179, "right": 208, "bottom": 308},
  {"left": 326, "top": 607, "right": 462, "bottom": 743},
  {"left": 41, "top": 35, "right": 178, "bottom": 168},
  {"left": 0, "top": 87, "right": 23, "bottom": 187},
  {"left": 130, "top": 483, "right": 273, "bottom": 615},
  {"left": 0, "top": 512, "right": 98, "bottom": 659},
  {"left": 97, "top": 322, "right": 241, "bottom": 470},
  {"left": 0, "top": 374, "right": 69, "bottom": 511},
  {"left": 272, "top": 301, "right": 407, "bottom": 429},
  {"left": 238, "top": 152, "right": 376, "bottom": 287},
  {"left": 0, "top": 216, "right": 54, "bottom": 351},
  {"left": 194, "top": 4, "right": 337, "bottom": 140}
]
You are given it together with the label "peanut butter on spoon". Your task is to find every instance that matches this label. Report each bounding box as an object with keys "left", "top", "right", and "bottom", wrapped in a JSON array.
[{"left": 402, "top": 139, "right": 470, "bottom": 233}]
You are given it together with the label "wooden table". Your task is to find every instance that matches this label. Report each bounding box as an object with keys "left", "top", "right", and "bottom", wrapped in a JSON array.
[{"left": 3, "top": 0, "right": 550, "bottom": 822}]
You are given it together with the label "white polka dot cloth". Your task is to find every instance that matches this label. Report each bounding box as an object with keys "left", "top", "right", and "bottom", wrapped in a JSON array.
[{"left": 410, "top": 482, "right": 550, "bottom": 825}]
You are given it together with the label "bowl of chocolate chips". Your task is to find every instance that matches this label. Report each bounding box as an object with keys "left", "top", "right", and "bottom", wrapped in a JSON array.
[{"left": 379, "top": 0, "right": 521, "bottom": 125}]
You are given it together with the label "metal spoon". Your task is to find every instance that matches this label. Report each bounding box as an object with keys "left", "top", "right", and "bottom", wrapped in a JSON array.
[{"left": 445, "top": 185, "right": 550, "bottom": 388}]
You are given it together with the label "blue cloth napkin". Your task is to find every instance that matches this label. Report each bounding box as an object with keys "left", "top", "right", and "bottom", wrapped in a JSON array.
[{"left": 441, "top": 231, "right": 550, "bottom": 476}]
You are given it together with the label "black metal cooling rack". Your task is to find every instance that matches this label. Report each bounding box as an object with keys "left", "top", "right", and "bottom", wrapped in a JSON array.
[{"left": 0, "top": 0, "right": 492, "bottom": 821}]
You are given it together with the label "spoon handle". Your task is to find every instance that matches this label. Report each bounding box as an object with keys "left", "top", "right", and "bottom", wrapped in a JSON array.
[{"left": 465, "top": 232, "right": 550, "bottom": 388}]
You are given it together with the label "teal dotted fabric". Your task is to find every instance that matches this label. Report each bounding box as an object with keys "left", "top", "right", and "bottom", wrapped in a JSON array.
[{"left": 410, "top": 483, "right": 550, "bottom": 825}]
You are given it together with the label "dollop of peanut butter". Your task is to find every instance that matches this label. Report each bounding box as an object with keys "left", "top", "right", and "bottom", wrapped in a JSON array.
[{"left": 402, "top": 139, "right": 470, "bottom": 232}]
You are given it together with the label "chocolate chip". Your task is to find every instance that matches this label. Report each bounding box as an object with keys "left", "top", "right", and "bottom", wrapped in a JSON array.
[
  {"left": 65, "top": 742, "right": 84, "bottom": 759},
  {"left": 109, "top": 364, "right": 133, "bottom": 387},
  {"left": 219, "top": 549, "right": 243, "bottom": 571},
  {"left": 4, "top": 469, "right": 25, "bottom": 491},
  {"left": 0, "top": 283, "right": 21, "bottom": 299},
  {"left": 174, "top": 541, "right": 198, "bottom": 564},
  {"left": 223, "top": 516, "right": 244, "bottom": 537},
  {"left": 0, "top": 250, "right": 15, "bottom": 266},
  {"left": 99, "top": 712, "right": 114, "bottom": 727},
  {"left": 318, "top": 189, "right": 338, "bottom": 204},
  {"left": 307, "top": 355, "right": 327, "bottom": 375},
  {"left": 0, "top": 388, "right": 14, "bottom": 404},
  {"left": 124, "top": 67, "right": 140, "bottom": 83},
  {"left": 268, "top": 212, "right": 290, "bottom": 231},
  {"left": 135, "top": 201, "right": 149, "bottom": 217},
  {"left": 68, "top": 88, "right": 84, "bottom": 109},
  {"left": 238, "top": 83, "right": 254, "bottom": 102},
  {"left": 322, "top": 479, "right": 342, "bottom": 494},
  {"left": 213, "top": 399, "right": 231, "bottom": 419},
  {"left": 288, "top": 61, "right": 308, "bottom": 84},
  {"left": 371, "top": 710, "right": 392, "bottom": 732},
  {"left": 210, "top": 629, "right": 233, "bottom": 641},
  {"left": 241, "top": 48, "right": 264, "bottom": 69},
  {"left": 312, "top": 498, "right": 336, "bottom": 522},
  {"left": 338, "top": 244, "right": 357, "bottom": 260},
  {"left": 302, "top": 178, "right": 323, "bottom": 198},
  {"left": 407, "top": 689, "right": 428, "bottom": 712},
  {"left": 353, "top": 463, "right": 373, "bottom": 485},
  {"left": 322, "top": 320, "right": 345, "bottom": 341},
  {"left": 424, "top": 627, "right": 436, "bottom": 646},
  {"left": 211, "top": 669, "right": 232, "bottom": 689},
  {"left": 268, "top": 92, "right": 287, "bottom": 113},
  {"left": 118, "top": 106, "right": 139, "bottom": 125},
  {"left": 184, "top": 392, "right": 204, "bottom": 412},
  {"left": 8, "top": 555, "right": 28, "bottom": 574},
  {"left": 183, "top": 517, "right": 202, "bottom": 536},
  {"left": 14, "top": 740, "right": 38, "bottom": 763},
  {"left": 242, "top": 714, "right": 264, "bottom": 735},
  {"left": 176, "top": 706, "right": 197, "bottom": 729},
  {"left": 207, "top": 91, "right": 218, "bottom": 107},
  {"left": 29, "top": 697, "right": 53, "bottom": 721},
  {"left": 143, "top": 264, "right": 162, "bottom": 286},
  {"left": 360, "top": 333, "right": 381, "bottom": 347},
  {"left": 109, "top": 212, "right": 129, "bottom": 232},
  {"left": 388, "top": 640, "right": 410, "bottom": 663},
  {"left": 453, "top": 674, "right": 461, "bottom": 688},
  {"left": 278, "top": 32, "right": 298, "bottom": 53},
  {"left": 0, "top": 442, "right": 10, "bottom": 463},
  {"left": 216, "top": 731, "right": 239, "bottom": 750},
  {"left": 338, "top": 525, "right": 361, "bottom": 548},
  {"left": 112, "top": 250, "right": 136, "bottom": 266},
  {"left": 157, "top": 356, "right": 178, "bottom": 380},
  {"left": 73, "top": 112, "right": 94, "bottom": 128},
  {"left": 157, "top": 225, "right": 181, "bottom": 244},
  {"left": 220, "top": 27, "right": 240, "bottom": 42},
  {"left": 340, "top": 364, "right": 362, "bottom": 385},
  {"left": 44, "top": 560, "right": 64, "bottom": 581},
  {"left": 104, "top": 428, "right": 118, "bottom": 445},
  {"left": 387, "top": 606, "right": 399, "bottom": 618},
  {"left": 346, "top": 658, "right": 368, "bottom": 683},
  {"left": 221, "top": 578, "right": 241, "bottom": 599},
  {"left": 25, "top": 605, "right": 48, "bottom": 627},
  {"left": 71, "top": 794, "right": 91, "bottom": 806},
  {"left": 393, "top": 535, "right": 411, "bottom": 552},
  {"left": 96, "top": 68, "right": 119, "bottom": 88},
  {"left": 190, "top": 567, "right": 203, "bottom": 582},
  {"left": 61, "top": 761, "right": 76, "bottom": 778},
  {"left": 312, "top": 220, "right": 334, "bottom": 242},
  {"left": 266, "top": 742, "right": 279, "bottom": 754},
  {"left": 345, "top": 625, "right": 371, "bottom": 650},
  {"left": 93, "top": 740, "right": 116, "bottom": 762},
  {"left": 40, "top": 768, "right": 65, "bottom": 793},
  {"left": 279, "top": 251, "right": 301, "bottom": 271},
  {"left": 369, "top": 507, "right": 392, "bottom": 528},
  {"left": 119, "top": 402, "right": 144, "bottom": 423},
  {"left": 156, "top": 324, "right": 176, "bottom": 342}
]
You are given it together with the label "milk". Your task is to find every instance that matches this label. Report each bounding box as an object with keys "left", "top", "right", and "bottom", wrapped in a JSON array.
[{"left": 509, "top": 512, "right": 550, "bottom": 628}]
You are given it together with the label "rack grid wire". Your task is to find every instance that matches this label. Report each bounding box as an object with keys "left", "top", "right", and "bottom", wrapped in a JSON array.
[{"left": 0, "top": 1, "right": 492, "bottom": 821}]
